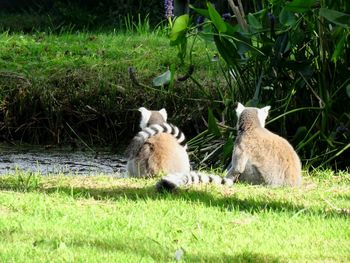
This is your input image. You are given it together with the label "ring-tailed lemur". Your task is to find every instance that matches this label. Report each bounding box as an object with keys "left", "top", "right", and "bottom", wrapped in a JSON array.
[
  {"left": 156, "top": 103, "right": 302, "bottom": 191},
  {"left": 125, "top": 107, "right": 190, "bottom": 177}
]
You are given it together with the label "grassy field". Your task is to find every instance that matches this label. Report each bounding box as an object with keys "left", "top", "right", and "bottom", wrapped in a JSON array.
[
  {"left": 0, "top": 31, "right": 221, "bottom": 145},
  {"left": 0, "top": 170, "right": 349, "bottom": 262},
  {"left": 0, "top": 31, "right": 193, "bottom": 81}
]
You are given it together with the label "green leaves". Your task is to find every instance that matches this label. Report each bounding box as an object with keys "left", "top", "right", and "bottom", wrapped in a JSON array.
[
  {"left": 285, "top": 0, "right": 317, "bottom": 13},
  {"left": 189, "top": 5, "right": 209, "bottom": 18},
  {"left": 279, "top": 8, "right": 296, "bottom": 27},
  {"left": 222, "top": 137, "right": 234, "bottom": 160},
  {"left": 319, "top": 8, "right": 350, "bottom": 28},
  {"left": 213, "top": 35, "right": 238, "bottom": 66},
  {"left": 247, "top": 13, "right": 262, "bottom": 30},
  {"left": 332, "top": 32, "right": 347, "bottom": 63},
  {"left": 208, "top": 108, "right": 221, "bottom": 137},
  {"left": 169, "top": 14, "right": 189, "bottom": 63},
  {"left": 207, "top": 3, "right": 227, "bottom": 33},
  {"left": 346, "top": 84, "right": 350, "bottom": 99},
  {"left": 318, "top": 9, "right": 350, "bottom": 63},
  {"left": 169, "top": 14, "right": 189, "bottom": 45}
]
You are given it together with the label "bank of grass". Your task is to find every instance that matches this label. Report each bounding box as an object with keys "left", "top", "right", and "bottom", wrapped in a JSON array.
[
  {"left": 0, "top": 31, "right": 221, "bottom": 145},
  {"left": 0, "top": 31, "right": 191, "bottom": 79},
  {"left": 0, "top": 170, "right": 349, "bottom": 262}
]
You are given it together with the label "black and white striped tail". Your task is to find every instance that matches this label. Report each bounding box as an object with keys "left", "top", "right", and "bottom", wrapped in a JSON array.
[
  {"left": 138, "top": 123, "right": 187, "bottom": 148},
  {"left": 125, "top": 123, "right": 187, "bottom": 160},
  {"left": 156, "top": 171, "right": 235, "bottom": 192}
]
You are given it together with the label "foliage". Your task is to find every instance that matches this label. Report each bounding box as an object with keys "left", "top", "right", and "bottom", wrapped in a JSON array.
[
  {"left": 168, "top": 0, "right": 350, "bottom": 170},
  {"left": 0, "top": 171, "right": 349, "bottom": 262}
]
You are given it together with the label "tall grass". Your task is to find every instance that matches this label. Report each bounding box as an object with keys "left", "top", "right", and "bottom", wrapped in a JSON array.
[{"left": 123, "top": 14, "right": 166, "bottom": 35}]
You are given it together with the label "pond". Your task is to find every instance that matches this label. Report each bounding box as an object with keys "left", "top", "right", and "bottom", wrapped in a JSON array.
[{"left": 0, "top": 145, "right": 127, "bottom": 176}]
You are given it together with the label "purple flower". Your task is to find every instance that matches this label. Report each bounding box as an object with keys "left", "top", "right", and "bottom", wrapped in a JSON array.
[
  {"left": 196, "top": 16, "right": 205, "bottom": 31},
  {"left": 267, "top": 13, "right": 275, "bottom": 23},
  {"left": 222, "top": 13, "right": 231, "bottom": 22},
  {"left": 165, "top": 0, "right": 174, "bottom": 18},
  {"left": 336, "top": 123, "right": 348, "bottom": 133},
  {"left": 196, "top": 16, "right": 205, "bottom": 24}
]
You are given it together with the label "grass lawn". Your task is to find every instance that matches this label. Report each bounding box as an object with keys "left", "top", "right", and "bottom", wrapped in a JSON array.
[{"left": 0, "top": 170, "right": 349, "bottom": 262}]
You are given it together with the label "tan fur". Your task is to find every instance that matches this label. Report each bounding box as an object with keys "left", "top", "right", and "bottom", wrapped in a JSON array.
[
  {"left": 228, "top": 106, "right": 302, "bottom": 187},
  {"left": 127, "top": 133, "right": 190, "bottom": 177}
]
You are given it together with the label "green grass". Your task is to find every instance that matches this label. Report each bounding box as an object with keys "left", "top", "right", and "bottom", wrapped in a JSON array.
[
  {"left": 0, "top": 32, "right": 168, "bottom": 79},
  {"left": 0, "top": 170, "right": 349, "bottom": 262},
  {"left": 0, "top": 31, "right": 216, "bottom": 85},
  {"left": 0, "top": 31, "right": 221, "bottom": 144}
]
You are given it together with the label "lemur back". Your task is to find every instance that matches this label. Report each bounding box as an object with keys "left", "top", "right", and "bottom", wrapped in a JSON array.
[
  {"left": 227, "top": 103, "right": 302, "bottom": 186},
  {"left": 156, "top": 103, "right": 302, "bottom": 191},
  {"left": 126, "top": 107, "right": 190, "bottom": 177}
]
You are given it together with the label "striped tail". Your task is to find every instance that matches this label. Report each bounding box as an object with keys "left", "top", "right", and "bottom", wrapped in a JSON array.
[
  {"left": 125, "top": 123, "right": 187, "bottom": 160},
  {"left": 156, "top": 171, "right": 235, "bottom": 192}
]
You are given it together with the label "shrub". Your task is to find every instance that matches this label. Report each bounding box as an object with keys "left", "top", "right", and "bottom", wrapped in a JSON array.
[{"left": 168, "top": 0, "right": 350, "bottom": 170}]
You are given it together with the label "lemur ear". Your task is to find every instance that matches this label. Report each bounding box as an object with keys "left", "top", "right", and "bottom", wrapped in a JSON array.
[
  {"left": 235, "top": 102, "right": 245, "bottom": 117},
  {"left": 159, "top": 108, "right": 167, "bottom": 121},
  {"left": 261, "top": 105, "right": 271, "bottom": 114},
  {"left": 257, "top": 105, "right": 271, "bottom": 127},
  {"left": 138, "top": 107, "right": 151, "bottom": 129}
]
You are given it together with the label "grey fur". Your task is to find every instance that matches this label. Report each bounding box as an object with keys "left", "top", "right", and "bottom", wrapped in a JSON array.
[
  {"left": 228, "top": 103, "right": 302, "bottom": 186},
  {"left": 138, "top": 107, "right": 167, "bottom": 129},
  {"left": 147, "top": 111, "right": 166, "bottom": 126}
]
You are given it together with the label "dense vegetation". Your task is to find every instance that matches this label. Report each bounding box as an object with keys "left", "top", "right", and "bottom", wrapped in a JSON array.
[
  {"left": 168, "top": 0, "right": 350, "bottom": 170},
  {"left": 0, "top": 170, "right": 349, "bottom": 262}
]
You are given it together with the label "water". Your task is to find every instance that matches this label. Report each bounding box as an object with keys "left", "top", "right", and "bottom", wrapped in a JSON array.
[{"left": 0, "top": 145, "right": 127, "bottom": 176}]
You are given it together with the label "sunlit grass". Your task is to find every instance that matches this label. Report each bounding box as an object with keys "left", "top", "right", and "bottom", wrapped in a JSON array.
[
  {"left": 0, "top": 31, "right": 217, "bottom": 84},
  {"left": 0, "top": 170, "right": 349, "bottom": 262}
]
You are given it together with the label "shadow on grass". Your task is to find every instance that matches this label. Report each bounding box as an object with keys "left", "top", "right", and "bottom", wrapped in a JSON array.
[
  {"left": 0, "top": 176, "right": 347, "bottom": 218},
  {"left": 186, "top": 251, "right": 284, "bottom": 263},
  {"left": 63, "top": 237, "right": 284, "bottom": 263}
]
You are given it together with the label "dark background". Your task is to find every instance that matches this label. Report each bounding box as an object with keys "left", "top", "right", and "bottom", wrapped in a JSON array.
[
  {"left": 0, "top": 0, "right": 165, "bottom": 31},
  {"left": 0, "top": 0, "right": 236, "bottom": 32}
]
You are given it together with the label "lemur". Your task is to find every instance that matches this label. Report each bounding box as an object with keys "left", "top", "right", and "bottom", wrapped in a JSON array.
[
  {"left": 156, "top": 103, "right": 302, "bottom": 191},
  {"left": 125, "top": 107, "right": 190, "bottom": 177}
]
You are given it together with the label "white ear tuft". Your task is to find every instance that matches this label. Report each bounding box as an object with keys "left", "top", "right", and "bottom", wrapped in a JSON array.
[
  {"left": 159, "top": 108, "right": 167, "bottom": 121},
  {"left": 262, "top": 105, "right": 271, "bottom": 114},
  {"left": 138, "top": 107, "right": 147, "bottom": 114},
  {"left": 257, "top": 105, "right": 271, "bottom": 127},
  {"left": 138, "top": 107, "right": 151, "bottom": 129},
  {"left": 236, "top": 102, "right": 245, "bottom": 118}
]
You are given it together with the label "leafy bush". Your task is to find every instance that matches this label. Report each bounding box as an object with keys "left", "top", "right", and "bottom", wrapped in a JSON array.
[{"left": 168, "top": 0, "right": 350, "bottom": 170}]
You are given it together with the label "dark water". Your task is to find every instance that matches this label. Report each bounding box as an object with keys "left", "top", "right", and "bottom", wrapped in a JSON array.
[{"left": 0, "top": 145, "right": 127, "bottom": 176}]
